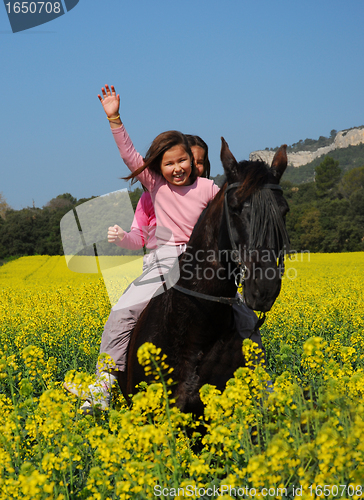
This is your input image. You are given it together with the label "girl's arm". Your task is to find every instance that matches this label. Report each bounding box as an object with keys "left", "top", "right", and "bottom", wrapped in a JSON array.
[
  {"left": 98, "top": 84, "right": 122, "bottom": 130},
  {"left": 108, "top": 224, "right": 145, "bottom": 251},
  {"left": 108, "top": 192, "right": 156, "bottom": 250},
  {"left": 98, "top": 85, "right": 154, "bottom": 189}
]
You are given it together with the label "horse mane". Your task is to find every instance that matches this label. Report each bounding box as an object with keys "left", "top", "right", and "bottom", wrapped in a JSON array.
[
  {"left": 187, "top": 159, "right": 278, "bottom": 251},
  {"left": 235, "top": 160, "right": 290, "bottom": 252},
  {"left": 235, "top": 159, "right": 273, "bottom": 201},
  {"left": 193, "top": 159, "right": 289, "bottom": 253}
]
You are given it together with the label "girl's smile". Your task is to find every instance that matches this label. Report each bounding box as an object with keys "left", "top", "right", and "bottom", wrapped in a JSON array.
[{"left": 160, "top": 145, "right": 192, "bottom": 186}]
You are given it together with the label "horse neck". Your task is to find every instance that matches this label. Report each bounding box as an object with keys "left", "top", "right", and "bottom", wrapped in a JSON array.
[{"left": 178, "top": 195, "right": 238, "bottom": 298}]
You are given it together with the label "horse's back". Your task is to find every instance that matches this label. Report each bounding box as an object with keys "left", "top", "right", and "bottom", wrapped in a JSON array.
[{"left": 126, "top": 290, "right": 245, "bottom": 414}]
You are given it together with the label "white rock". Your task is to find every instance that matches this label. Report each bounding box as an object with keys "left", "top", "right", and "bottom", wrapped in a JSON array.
[{"left": 250, "top": 127, "right": 364, "bottom": 168}]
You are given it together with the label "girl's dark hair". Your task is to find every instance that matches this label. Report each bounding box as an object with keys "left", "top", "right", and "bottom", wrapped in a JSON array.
[
  {"left": 124, "top": 130, "right": 198, "bottom": 184},
  {"left": 186, "top": 135, "right": 211, "bottom": 179}
]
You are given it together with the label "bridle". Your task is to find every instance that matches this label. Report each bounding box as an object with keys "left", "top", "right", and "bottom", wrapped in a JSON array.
[
  {"left": 173, "top": 181, "right": 287, "bottom": 336},
  {"left": 223, "top": 181, "right": 286, "bottom": 287},
  {"left": 174, "top": 182, "right": 285, "bottom": 307}
]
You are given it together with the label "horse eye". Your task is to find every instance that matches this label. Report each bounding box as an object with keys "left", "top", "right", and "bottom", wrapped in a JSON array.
[
  {"left": 231, "top": 202, "right": 249, "bottom": 217},
  {"left": 241, "top": 202, "right": 250, "bottom": 214}
]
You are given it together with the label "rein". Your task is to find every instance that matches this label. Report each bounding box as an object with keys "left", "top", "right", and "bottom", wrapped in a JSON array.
[{"left": 173, "top": 284, "right": 241, "bottom": 306}]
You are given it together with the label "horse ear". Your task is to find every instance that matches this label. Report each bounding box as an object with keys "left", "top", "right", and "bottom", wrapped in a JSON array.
[
  {"left": 220, "top": 137, "right": 239, "bottom": 180},
  {"left": 270, "top": 144, "right": 288, "bottom": 181}
]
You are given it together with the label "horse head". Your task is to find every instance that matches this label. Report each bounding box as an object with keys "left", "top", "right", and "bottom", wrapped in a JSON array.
[{"left": 219, "top": 138, "right": 289, "bottom": 312}]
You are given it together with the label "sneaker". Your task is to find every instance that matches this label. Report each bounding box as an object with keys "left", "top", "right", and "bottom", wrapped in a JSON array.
[
  {"left": 64, "top": 372, "right": 116, "bottom": 410},
  {"left": 80, "top": 400, "right": 96, "bottom": 415},
  {"left": 80, "top": 400, "right": 94, "bottom": 415},
  {"left": 266, "top": 380, "right": 275, "bottom": 394}
]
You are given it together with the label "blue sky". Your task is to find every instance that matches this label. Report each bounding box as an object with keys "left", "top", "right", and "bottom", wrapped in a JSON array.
[{"left": 1, "top": 0, "right": 364, "bottom": 210}]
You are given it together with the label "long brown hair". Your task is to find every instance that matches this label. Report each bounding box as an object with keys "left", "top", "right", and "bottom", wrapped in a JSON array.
[{"left": 124, "top": 130, "right": 198, "bottom": 184}]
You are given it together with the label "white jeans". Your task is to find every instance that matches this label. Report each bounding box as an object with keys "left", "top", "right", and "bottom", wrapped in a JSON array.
[{"left": 98, "top": 244, "right": 184, "bottom": 372}]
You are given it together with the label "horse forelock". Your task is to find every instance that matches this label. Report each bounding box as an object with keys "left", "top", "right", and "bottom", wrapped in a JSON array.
[{"left": 235, "top": 160, "right": 274, "bottom": 201}]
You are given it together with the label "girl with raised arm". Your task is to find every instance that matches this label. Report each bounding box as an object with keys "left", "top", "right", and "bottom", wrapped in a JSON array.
[{"left": 64, "top": 86, "right": 219, "bottom": 410}]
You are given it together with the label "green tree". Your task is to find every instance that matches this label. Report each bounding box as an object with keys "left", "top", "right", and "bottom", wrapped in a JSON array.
[
  {"left": 44, "top": 193, "right": 77, "bottom": 210},
  {"left": 0, "top": 192, "right": 10, "bottom": 220},
  {"left": 339, "top": 165, "right": 364, "bottom": 198},
  {"left": 315, "top": 157, "right": 341, "bottom": 197},
  {"left": 299, "top": 208, "right": 324, "bottom": 251},
  {"left": 348, "top": 189, "right": 364, "bottom": 217}
]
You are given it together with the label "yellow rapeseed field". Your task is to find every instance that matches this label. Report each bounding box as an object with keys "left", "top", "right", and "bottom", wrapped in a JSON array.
[{"left": 0, "top": 253, "right": 363, "bottom": 499}]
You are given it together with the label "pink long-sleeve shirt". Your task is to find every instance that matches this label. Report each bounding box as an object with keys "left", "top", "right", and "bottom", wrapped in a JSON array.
[
  {"left": 117, "top": 191, "right": 157, "bottom": 250},
  {"left": 112, "top": 125, "right": 220, "bottom": 247}
]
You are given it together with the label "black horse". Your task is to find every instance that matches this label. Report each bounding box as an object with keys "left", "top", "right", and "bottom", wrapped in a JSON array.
[{"left": 126, "top": 139, "right": 289, "bottom": 414}]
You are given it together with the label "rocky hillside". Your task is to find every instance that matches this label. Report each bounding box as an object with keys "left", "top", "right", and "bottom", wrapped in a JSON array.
[{"left": 250, "top": 126, "right": 364, "bottom": 168}]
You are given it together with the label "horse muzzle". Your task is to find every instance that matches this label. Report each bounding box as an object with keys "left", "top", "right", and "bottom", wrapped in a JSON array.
[{"left": 243, "top": 262, "right": 282, "bottom": 312}]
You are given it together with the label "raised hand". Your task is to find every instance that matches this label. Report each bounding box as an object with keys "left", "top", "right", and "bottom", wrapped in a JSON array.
[
  {"left": 98, "top": 85, "right": 120, "bottom": 119},
  {"left": 108, "top": 224, "right": 125, "bottom": 244}
]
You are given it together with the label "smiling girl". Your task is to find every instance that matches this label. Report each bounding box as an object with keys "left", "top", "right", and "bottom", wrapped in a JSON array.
[{"left": 64, "top": 85, "right": 219, "bottom": 410}]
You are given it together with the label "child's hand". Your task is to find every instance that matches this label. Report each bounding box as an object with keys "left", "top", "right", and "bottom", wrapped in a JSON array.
[
  {"left": 108, "top": 224, "right": 125, "bottom": 243},
  {"left": 98, "top": 84, "right": 120, "bottom": 119}
]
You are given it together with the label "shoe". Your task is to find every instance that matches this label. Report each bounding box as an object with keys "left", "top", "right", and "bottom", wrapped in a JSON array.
[
  {"left": 266, "top": 380, "right": 275, "bottom": 394},
  {"left": 80, "top": 400, "right": 94, "bottom": 415},
  {"left": 64, "top": 372, "right": 116, "bottom": 410}
]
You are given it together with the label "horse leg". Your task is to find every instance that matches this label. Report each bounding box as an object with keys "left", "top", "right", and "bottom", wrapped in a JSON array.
[{"left": 113, "top": 370, "right": 132, "bottom": 406}]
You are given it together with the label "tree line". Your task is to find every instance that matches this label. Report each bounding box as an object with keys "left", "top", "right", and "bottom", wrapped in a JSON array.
[
  {"left": 283, "top": 159, "right": 364, "bottom": 252},
  {"left": 284, "top": 143, "right": 364, "bottom": 185},
  {"left": 268, "top": 129, "right": 337, "bottom": 153},
  {"left": 0, "top": 189, "right": 143, "bottom": 262},
  {"left": 0, "top": 160, "right": 363, "bottom": 261}
]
